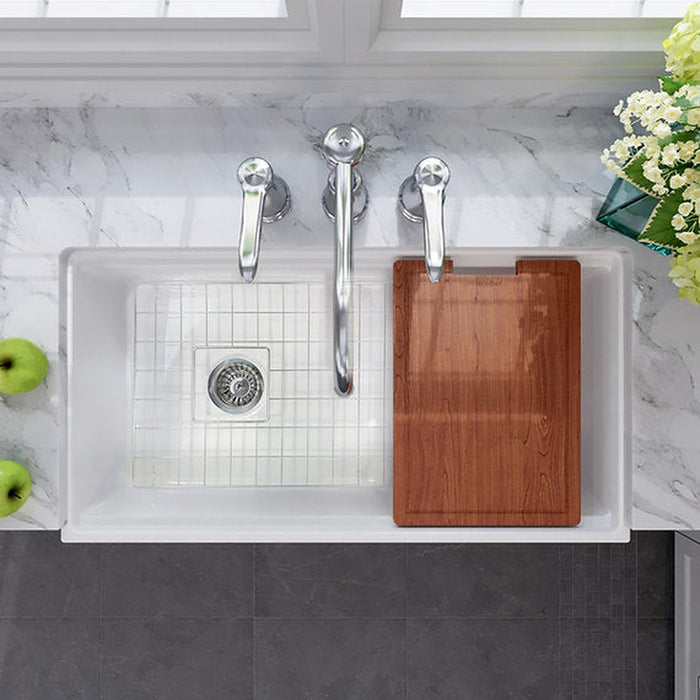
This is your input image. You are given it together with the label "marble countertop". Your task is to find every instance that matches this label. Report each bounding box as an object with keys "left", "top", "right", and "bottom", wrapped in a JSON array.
[{"left": 0, "top": 96, "right": 696, "bottom": 531}]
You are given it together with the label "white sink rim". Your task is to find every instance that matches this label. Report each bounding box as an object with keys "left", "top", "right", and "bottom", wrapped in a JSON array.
[{"left": 59, "top": 245, "right": 631, "bottom": 543}]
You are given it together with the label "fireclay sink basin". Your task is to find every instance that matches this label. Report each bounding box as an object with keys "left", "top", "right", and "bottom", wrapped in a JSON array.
[{"left": 60, "top": 247, "right": 631, "bottom": 542}]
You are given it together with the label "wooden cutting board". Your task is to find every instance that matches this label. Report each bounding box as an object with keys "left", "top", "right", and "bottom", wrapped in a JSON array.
[{"left": 393, "top": 258, "right": 581, "bottom": 527}]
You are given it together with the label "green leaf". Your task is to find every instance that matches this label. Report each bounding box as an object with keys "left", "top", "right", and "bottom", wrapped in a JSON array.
[
  {"left": 671, "top": 83, "right": 700, "bottom": 123},
  {"left": 621, "top": 151, "right": 657, "bottom": 196},
  {"left": 620, "top": 131, "right": 699, "bottom": 195},
  {"left": 675, "top": 97, "right": 696, "bottom": 124},
  {"left": 658, "top": 130, "right": 698, "bottom": 148},
  {"left": 637, "top": 192, "right": 685, "bottom": 250},
  {"left": 660, "top": 76, "right": 685, "bottom": 94}
]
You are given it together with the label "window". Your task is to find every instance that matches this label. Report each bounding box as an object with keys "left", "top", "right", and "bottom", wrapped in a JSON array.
[
  {"left": 400, "top": 0, "right": 694, "bottom": 18},
  {"left": 2, "top": 0, "right": 690, "bottom": 19},
  {"left": 0, "top": 0, "right": 288, "bottom": 17}
]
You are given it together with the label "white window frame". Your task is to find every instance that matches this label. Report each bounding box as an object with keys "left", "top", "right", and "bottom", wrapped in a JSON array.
[
  {"left": 0, "top": 0, "right": 341, "bottom": 71},
  {"left": 342, "top": 0, "right": 675, "bottom": 77},
  {"left": 0, "top": 0, "right": 683, "bottom": 102}
]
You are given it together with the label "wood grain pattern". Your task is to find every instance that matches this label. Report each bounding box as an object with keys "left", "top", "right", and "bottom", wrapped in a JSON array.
[{"left": 393, "top": 258, "right": 581, "bottom": 526}]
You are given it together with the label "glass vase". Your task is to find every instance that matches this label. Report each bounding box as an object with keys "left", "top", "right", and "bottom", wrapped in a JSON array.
[{"left": 596, "top": 177, "right": 674, "bottom": 256}]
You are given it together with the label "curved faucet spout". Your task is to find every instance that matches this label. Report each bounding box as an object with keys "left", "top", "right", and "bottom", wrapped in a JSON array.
[
  {"left": 334, "top": 160, "right": 353, "bottom": 394},
  {"left": 321, "top": 124, "right": 367, "bottom": 397}
]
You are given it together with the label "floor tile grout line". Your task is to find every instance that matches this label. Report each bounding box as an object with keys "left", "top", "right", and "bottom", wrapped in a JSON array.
[
  {"left": 609, "top": 544, "right": 613, "bottom": 698},
  {"left": 0, "top": 611, "right": 479, "bottom": 620},
  {"left": 404, "top": 543, "right": 408, "bottom": 700},
  {"left": 253, "top": 542, "right": 257, "bottom": 700},
  {"left": 0, "top": 613, "right": 597, "bottom": 621},
  {"left": 5, "top": 610, "right": 607, "bottom": 620},
  {"left": 557, "top": 543, "right": 562, "bottom": 698},
  {"left": 99, "top": 545, "right": 104, "bottom": 700},
  {"left": 55, "top": 615, "right": 256, "bottom": 621},
  {"left": 594, "top": 545, "right": 599, "bottom": 696},
  {"left": 245, "top": 615, "right": 566, "bottom": 621},
  {"left": 570, "top": 543, "right": 574, "bottom": 698},
  {"left": 403, "top": 615, "right": 408, "bottom": 700},
  {"left": 634, "top": 533, "right": 639, "bottom": 699},
  {"left": 404, "top": 543, "right": 408, "bottom": 620}
]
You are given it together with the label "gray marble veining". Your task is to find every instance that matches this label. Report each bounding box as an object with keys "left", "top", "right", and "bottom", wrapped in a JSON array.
[{"left": 0, "top": 97, "right": 695, "bottom": 530}]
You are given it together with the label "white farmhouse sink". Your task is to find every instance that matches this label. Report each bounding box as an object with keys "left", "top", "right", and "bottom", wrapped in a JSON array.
[{"left": 60, "top": 246, "right": 631, "bottom": 542}]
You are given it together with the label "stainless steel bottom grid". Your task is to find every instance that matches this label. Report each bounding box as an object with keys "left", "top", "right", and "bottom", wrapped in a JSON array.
[{"left": 130, "top": 280, "right": 392, "bottom": 487}]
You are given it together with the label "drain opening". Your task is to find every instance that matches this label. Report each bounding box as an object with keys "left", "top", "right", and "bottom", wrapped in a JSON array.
[{"left": 207, "top": 358, "right": 264, "bottom": 414}]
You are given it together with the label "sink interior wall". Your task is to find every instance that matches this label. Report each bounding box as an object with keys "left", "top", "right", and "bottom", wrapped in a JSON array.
[
  {"left": 579, "top": 261, "right": 627, "bottom": 515},
  {"left": 66, "top": 263, "right": 133, "bottom": 516}
]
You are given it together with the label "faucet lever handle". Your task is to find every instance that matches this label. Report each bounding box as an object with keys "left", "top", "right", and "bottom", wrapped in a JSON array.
[
  {"left": 398, "top": 157, "right": 450, "bottom": 283},
  {"left": 237, "top": 157, "right": 290, "bottom": 283}
]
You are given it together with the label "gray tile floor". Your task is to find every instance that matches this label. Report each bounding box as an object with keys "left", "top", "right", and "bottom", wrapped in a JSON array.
[{"left": 0, "top": 531, "right": 673, "bottom": 699}]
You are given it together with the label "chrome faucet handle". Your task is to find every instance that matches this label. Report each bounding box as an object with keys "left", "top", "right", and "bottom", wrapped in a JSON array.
[
  {"left": 237, "top": 157, "right": 290, "bottom": 283},
  {"left": 398, "top": 157, "right": 450, "bottom": 283},
  {"left": 321, "top": 124, "right": 367, "bottom": 396}
]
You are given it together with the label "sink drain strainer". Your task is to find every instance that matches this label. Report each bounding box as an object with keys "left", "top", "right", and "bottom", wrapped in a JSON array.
[{"left": 207, "top": 358, "right": 264, "bottom": 414}]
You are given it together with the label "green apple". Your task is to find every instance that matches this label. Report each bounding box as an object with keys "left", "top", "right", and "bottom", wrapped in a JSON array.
[
  {"left": 0, "top": 338, "right": 48, "bottom": 394},
  {"left": 0, "top": 460, "right": 31, "bottom": 517}
]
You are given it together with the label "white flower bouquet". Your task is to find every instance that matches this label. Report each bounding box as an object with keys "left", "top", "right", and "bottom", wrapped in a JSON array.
[{"left": 601, "top": 2, "right": 700, "bottom": 304}]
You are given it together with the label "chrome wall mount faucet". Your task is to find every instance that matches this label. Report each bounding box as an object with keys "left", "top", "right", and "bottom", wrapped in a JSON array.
[
  {"left": 237, "top": 157, "right": 290, "bottom": 283},
  {"left": 321, "top": 124, "right": 368, "bottom": 397},
  {"left": 398, "top": 157, "right": 450, "bottom": 283}
]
